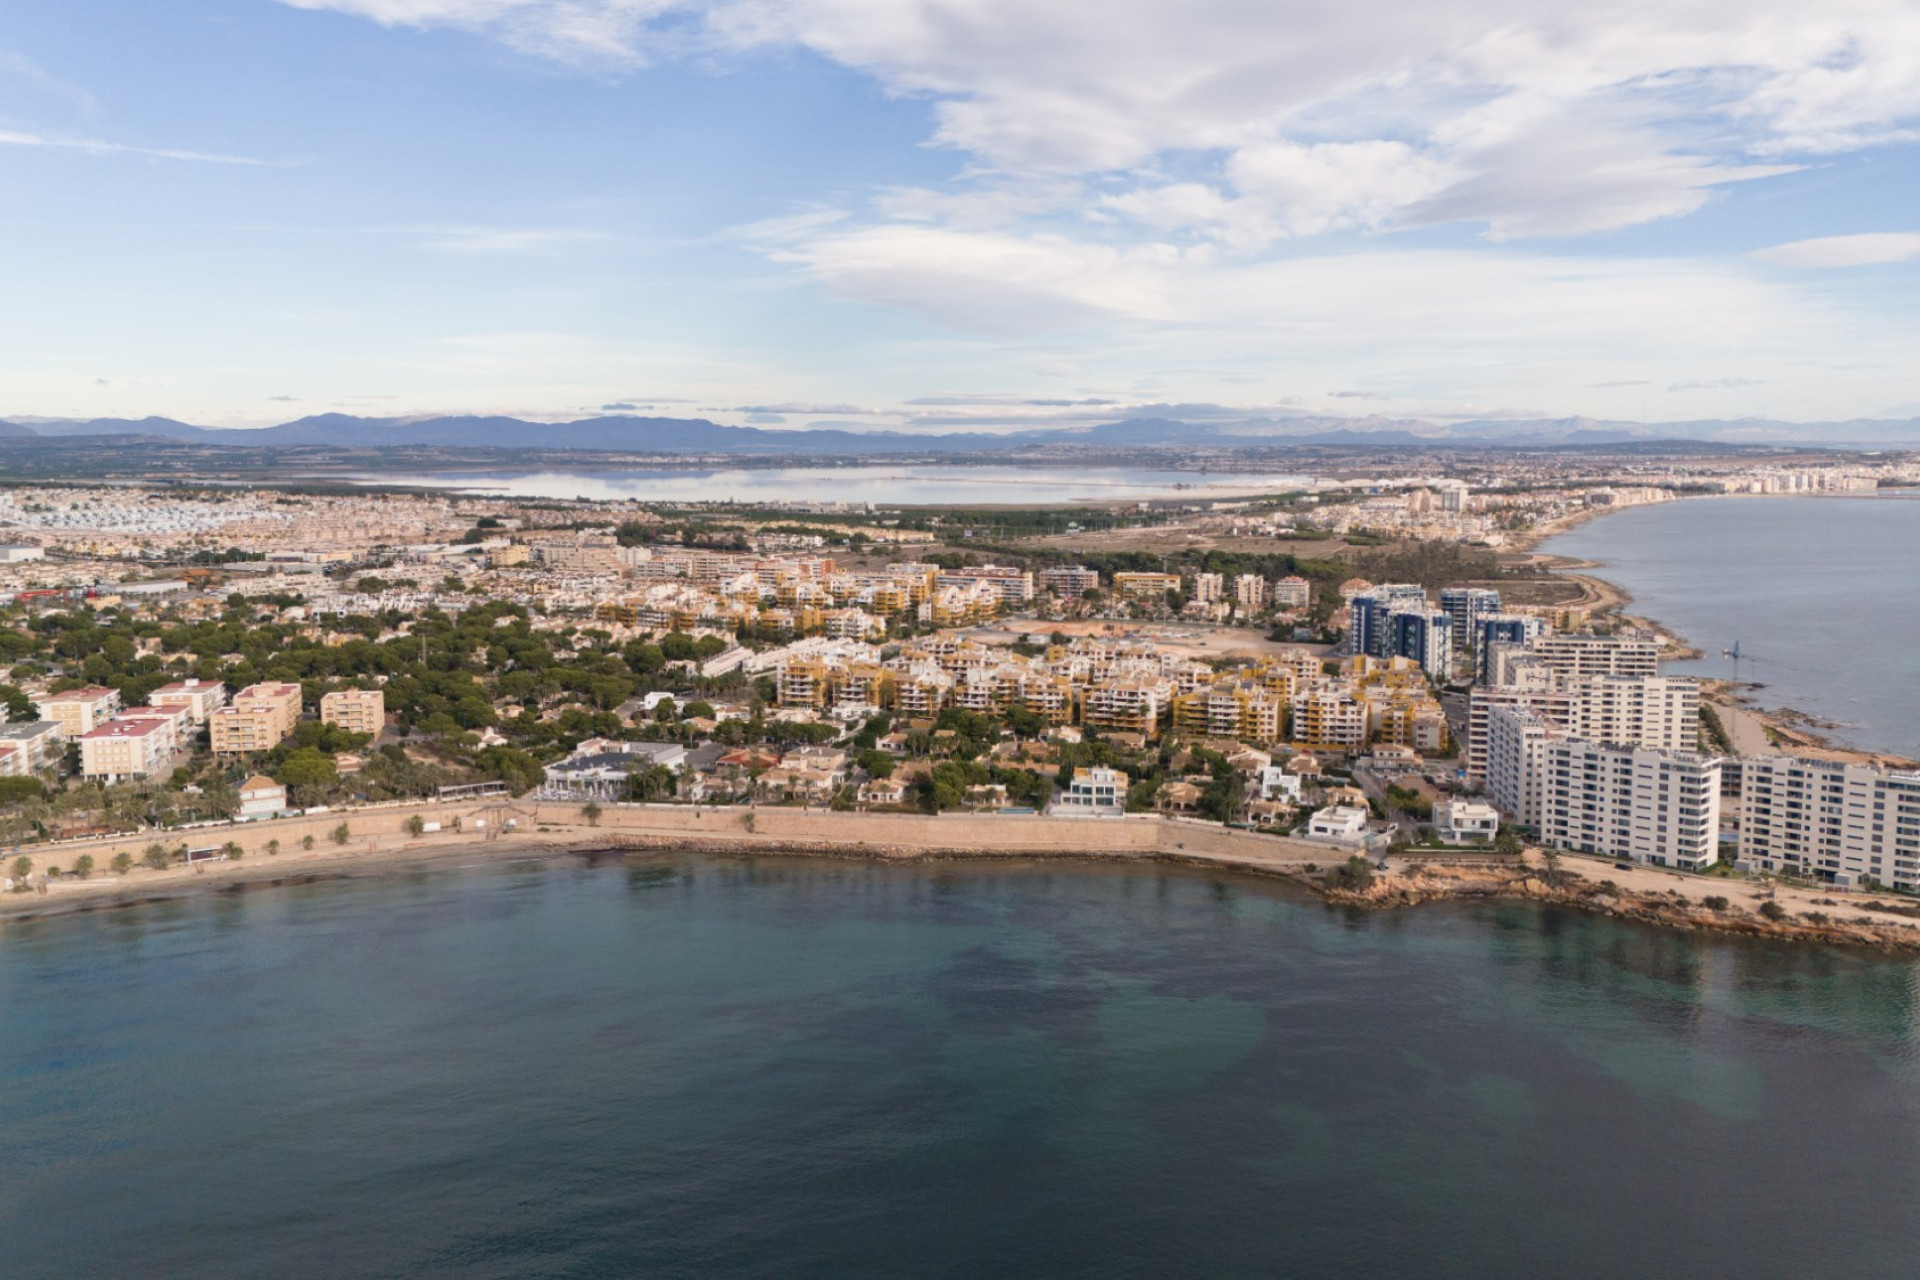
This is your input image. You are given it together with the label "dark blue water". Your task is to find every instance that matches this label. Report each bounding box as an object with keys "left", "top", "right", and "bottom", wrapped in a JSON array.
[
  {"left": 5, "top": 854, "right": 1920, "bottom": 1278},
  {"left": 1545, "top": 493, "right": 1920, "bottom": 757}
]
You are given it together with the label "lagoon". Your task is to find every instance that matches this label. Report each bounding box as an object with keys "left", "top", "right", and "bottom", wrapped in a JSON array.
[{"left": 353, "top": 463, "right": 1315, "bottom": 506}]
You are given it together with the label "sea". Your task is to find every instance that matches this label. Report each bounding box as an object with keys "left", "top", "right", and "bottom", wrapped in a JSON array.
[
  {"left": 6, "top": 854, "right": 1920, "bottom": 1278},
  {"left": 351, "top": 464, "right": 1314, "bottom": 506},
  {"left": 1543, "top": 493, "right": 1920, "bottom": 759}
]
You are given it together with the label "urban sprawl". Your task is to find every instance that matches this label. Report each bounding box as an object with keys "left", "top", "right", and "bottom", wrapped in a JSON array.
[{"left": 0, "top": 449, "right": 1914, "bottom": 901}]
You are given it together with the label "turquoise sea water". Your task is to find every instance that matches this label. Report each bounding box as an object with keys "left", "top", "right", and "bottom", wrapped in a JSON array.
[
  {"left": 5, "top": 854, "right": 1920, "bottom": 1278},
  {"left": 1544, "top": 493, "right": 1920, "bottom": 758}
]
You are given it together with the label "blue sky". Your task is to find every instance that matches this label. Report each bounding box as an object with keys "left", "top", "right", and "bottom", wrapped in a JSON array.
[{"left": 4, "top": 0, "right": 1919, "bottom": 430}]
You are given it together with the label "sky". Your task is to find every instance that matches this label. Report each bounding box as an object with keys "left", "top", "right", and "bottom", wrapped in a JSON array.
[{"left": 3, "top": 0, "right": 1920, "bottom": 432}]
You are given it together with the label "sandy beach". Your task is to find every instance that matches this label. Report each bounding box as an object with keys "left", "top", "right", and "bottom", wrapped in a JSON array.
[{"left": 8, "top": 799, "right": 1920, "bottom": 955}]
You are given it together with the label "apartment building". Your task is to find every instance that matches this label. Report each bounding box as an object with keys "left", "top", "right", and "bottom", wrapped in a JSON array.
[
  {"left": 148, "top": 678, "right": 228, "bottom": 725},
  {"left": 1192, "top": 572, "right": 1225, "bottom": 604},
  {"left": 934, "top": 565, "right": 1035, "bottom": 605},
  {"left": 78, "top": 715, "right": 177, "bottom": 782},
  {"left": 1232, "top": 574, "right": 1268, "bottom": 613},
  {"left": 1484, "top": 704, "right": 1558, "bottom": 829},
  {"left": 1439, "top": 587, "right": 1502, "bottom": 650},
  {"left": 33, "top": 685, "right": 122, "bottom": 737},
  {"left": 1467, "top": 675, "right": 1696, "bottom": 786},
  {"left": 1738, "top": 756, "right": 1920, "bottom": 888},
  {"left": 0, "top": 720, "right": 65, "bottom": 775},
  {"left": 1171, "top": 681, "right": 1283, "bottom": 746},
  {"left": 211, "top": 682, "right": 303, "bottom": 755},
  {"left": 1530, "top": 633, "right": 1660, "bottom": 679},
  {"left": 1290, "top": 687, "right": 1367, "bottom": 750},
  {"left": 1567, "top": 675, "right": 1698, "bottom": 752},
  {"left": 1273, "top": 576, "right": 1311, "bottom": 610},
  {"left": 1082, "top": 680, "right": 1172, "bottom": 739},
  {"left": 1539, "top": 741, "right": 1721, "bottom": 869},
  {"left": 1038, "top": 565, "right": 1101, "bottom": 600},
  {"left": 1111, "top": 571, "right": 1183, "bottom": 600},
  {"left": 1390, "top": 610, "right": 1452, "bottom": 677},
  {"left": 320, "top": 688, "right": 386, "bottom": 736},
  {"left": 1348, "top": 584, "right": 1429, "bottom": 659}
]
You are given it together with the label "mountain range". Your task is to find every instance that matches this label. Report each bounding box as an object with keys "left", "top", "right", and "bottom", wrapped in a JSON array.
[{"left": 2, "top": 412, "right": 1917, "bottom": 453}]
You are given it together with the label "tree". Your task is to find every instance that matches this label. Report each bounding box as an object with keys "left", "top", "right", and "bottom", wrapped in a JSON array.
[
  {"left": 10, "top": 854, "right": 31, "bottom": 882},
  {"left": 404, "top": 814, "right": 425, "bottom": 836},
  {"left": 330, "top": 822, "right": 351, "bottom": 846},
  {"left": 221, "top": 840, "right": 243, "bottom": 862},
  {"left": 581, "top": 800, "right": 603, "bottom": 827},
  {"left": 0, "top": 683, "right": 36, "bottom": 723},
  {"left": 142, "top": 843, "right": 171, "bottom": 871},
  {"left": 859, "top": 749, "right": 896, "bottom": 780},
  {"left": 72, "top": 853, "right": 94, "bottom": 879},
  {"left": 1494, "top": 828, "right": 1522, "bottom": 857},
  {"left": 1329, "top": 855, "right": 1374, "bottom": 890},
  {"left": 110, "top": 851, "right": 132, "bottom": 874},
  {"left": 277, "top": 747, "right": 339, "bottom": 801},
  {"left": 301, "top": 834, "right": 316, "bottom": 850},
  {"left": 267, "top": 838, "right": 281, "bottom": 856}
]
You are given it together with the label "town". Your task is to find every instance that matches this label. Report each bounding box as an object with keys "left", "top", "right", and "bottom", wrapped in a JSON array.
[{"left": 0, "top": 447, "right": 1914, "bottom": 902}]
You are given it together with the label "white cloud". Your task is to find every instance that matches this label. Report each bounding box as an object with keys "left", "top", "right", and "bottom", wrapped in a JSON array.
[
  {"left": 286, "top": 0, "right": 1920, "bottom": 245},
  {"left": 0, "top": 128, "right": 267, "bottom": 164},
  {"left": 1753, "top": 232, "right": 1920, "bottom": 268}
]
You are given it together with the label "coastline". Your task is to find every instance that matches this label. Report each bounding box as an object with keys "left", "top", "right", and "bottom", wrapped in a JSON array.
[
  {"left": 8, "top": 806, "right": 1920, "bottom": 955},
  {"left": 1530, "top": 495, "right": 1917, "bottom": 770}
]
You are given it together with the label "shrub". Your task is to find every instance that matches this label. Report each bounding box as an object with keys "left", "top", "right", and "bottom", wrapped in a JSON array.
[
  {"left": 72, "top": 853, "right": 94, "bottom": 879},
  {"left": 404, "top": 815, "right": 425, "bottom": 836},
  {"left": 1328, "top": 855, "right": 1374, "bottom": 890},
  {"left": 1803, "top": 911, "right": 1831, "bottom": 925},
  {"left": 223, "top": 841, "right": 244, "bottom": 862},
  {"left": 581, "top": 802, "right": 603, "bottom": 828},
  {"left": 267, "top": 839, "right": 281, "bottom": 856},
  {"left": 111, "top": 851, "right": 132, "bottom": 874},
  {"left": 1758, "top": 900, "right": 1786, "bottom": 921},
  {"left": 142, "top": 843, "right": 172, "bottom": 871},
  {"left": 1702, "top": 895, "right": 1729, "bottom": 911},
  {"left": 301, "top": 834, "right": 315, "bottom": 850},
  {"left": 330, "top": 822, "right": 350, "bottom": 846},
  {"left": 9, "top": 854, "right": 31, "bottom": 882}
]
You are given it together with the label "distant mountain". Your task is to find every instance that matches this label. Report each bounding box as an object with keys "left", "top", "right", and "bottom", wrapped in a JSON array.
[{"left": 4, "top": 411, "right": 1918, "bottom": 453}]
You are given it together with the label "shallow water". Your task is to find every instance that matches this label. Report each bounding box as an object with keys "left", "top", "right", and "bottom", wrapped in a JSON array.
[{"left": 4, "top": 854, "right": 1920, "bottom": 1278}]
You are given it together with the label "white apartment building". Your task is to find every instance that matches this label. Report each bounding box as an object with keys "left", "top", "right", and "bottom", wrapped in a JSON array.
[
  {"left": 1540, "top": 741, "right": 1721, "bottom": 870},
  {"left": 1739, "top": 756, "right": 1920, "bottom": 889},
  {"left": 0, "top": 720, "right": 65, "bottom": 774},
  {"left": 1273, "top": 576, "right": 1311, "bottom": 609},
  {"left": 33, "top": 685, "right": 122, "bottom": 737},
  {"left": 1484, "top": 704, "right": 1558, "bottom": 830},
  {"left": 1193, "top": 572, "right": 1225, "bottom": 604},
  {"left": 1468, "top": 675, "right": 1698, "bottom": 787},
  {"left": 1530, "top": 633, "right": 1660, "bottom": 679},
  {"left": 78, "top": 715, "right": 177, "bottom": 782},
  {"left": 148, "top": 678, "right": 229, "bottom": 725},
  {"left": 1567, "top": 675, "right": 1698, "bottom": 753}
]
